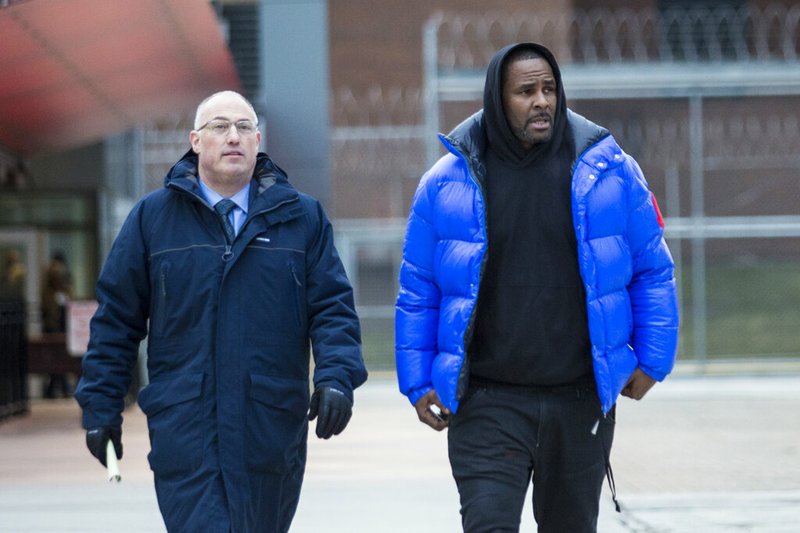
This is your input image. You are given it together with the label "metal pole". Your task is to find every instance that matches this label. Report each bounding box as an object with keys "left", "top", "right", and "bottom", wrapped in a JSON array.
[
  {"left": 423, "top": 14, "right": 442, "bottom": 169},
  {"left": 664, "top": 164, "right": 683, "bottom": 353},
  {"left": 258, "top": 0, "right": 331, "bottom": 206},
  {"left": 689, "top": 95, "right": 707, "bottom": 367},
  {"left": 335, "top": 229, "right": 358, "bottom": 303}
]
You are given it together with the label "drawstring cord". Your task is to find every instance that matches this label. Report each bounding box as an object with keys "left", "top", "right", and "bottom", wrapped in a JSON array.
[
  {"left": 594, "top": 416, "right": 621, "bottom": 512},
  {"left": 604, "top": 452, "right": 621, "bottom": 512}
]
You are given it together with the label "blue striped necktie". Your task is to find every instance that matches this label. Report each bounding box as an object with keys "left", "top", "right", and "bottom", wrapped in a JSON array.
[{"left": 214, "top": 199, "right": 236, "bottom": 243}]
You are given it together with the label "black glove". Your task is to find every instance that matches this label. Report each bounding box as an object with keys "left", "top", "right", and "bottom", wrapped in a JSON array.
[
  {"left": 86, "top": 427, "right": 123, "bottom": 467},
  {"left": 308, "top": 386, "right": 352, "bottom": 439}
]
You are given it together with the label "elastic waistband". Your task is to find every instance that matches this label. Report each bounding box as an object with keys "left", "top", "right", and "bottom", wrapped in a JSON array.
[{"left": 468, "top": 376, "right": 596, "bottom": 396}]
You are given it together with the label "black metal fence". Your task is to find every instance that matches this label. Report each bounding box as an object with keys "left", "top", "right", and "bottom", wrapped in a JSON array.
[{"left": 0, "top": 299, "right": 27, "bottom": 420}]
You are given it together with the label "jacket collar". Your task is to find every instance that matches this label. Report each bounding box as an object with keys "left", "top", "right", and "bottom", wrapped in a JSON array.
[
  {"left": 164, "top": 149, "right": 300, "bottom": 216},
  {"left": 441, "top": 111, "right": 486, "bottom": 161},
  {"left": 568, "top": 110, "right": 610, "bottom": 163},
  {"left": 441, "top": 109, "right": 610, "bottom": 177},
  {"left": 439, "top": 111, "right": 489, "bottom": 185}
]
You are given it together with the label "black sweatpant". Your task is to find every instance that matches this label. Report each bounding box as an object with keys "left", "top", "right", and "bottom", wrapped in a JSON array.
[{"left": 447, "top": 381, "right": 615, "bottom": 533}]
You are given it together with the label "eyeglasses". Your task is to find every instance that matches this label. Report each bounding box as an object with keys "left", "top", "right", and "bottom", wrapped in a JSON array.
[{"left": 197, "top": 119, "right": 258, "bottom": 136}]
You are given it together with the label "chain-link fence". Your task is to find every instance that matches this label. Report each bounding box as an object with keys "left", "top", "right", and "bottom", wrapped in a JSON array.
[{"left": 428, "top": 4, "right": 800, "bottom": 70}]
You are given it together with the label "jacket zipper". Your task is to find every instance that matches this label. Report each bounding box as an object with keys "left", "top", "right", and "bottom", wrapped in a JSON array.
[
  {"left": 155, "top": 263, "right": 169, "bottom": 333},
  {"left": 289, "top": 262, "right": 304, "bottom": 328},
  {"left": 446, "top": 140, "right": 490, "bottom": 402}
]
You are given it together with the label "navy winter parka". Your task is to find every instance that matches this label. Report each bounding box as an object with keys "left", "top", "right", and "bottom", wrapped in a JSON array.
[
  {"left": 395, "top": 110, "right": 679, "bottom": 415},
  {"left": 76, "top": 150, "right": 367, "bottom": 532}
]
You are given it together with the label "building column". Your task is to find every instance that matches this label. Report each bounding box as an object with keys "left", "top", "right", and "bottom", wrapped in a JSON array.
[{"left": 258, "top": 0, "right": 330, "bottom": 207}]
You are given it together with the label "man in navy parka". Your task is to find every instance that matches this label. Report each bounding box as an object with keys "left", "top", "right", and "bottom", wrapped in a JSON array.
[{"left": 76, "top": 91, "right": 367, "bottom": 532}]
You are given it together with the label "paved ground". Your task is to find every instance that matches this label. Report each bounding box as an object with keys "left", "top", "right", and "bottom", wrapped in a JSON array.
[{"left": 1, "top": 373, "right": 799, "bottom": 532}]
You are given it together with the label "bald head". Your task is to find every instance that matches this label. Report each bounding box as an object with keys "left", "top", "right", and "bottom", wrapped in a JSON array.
[{"left": 194, "top": 91, "right": 258, "bottom": 130}]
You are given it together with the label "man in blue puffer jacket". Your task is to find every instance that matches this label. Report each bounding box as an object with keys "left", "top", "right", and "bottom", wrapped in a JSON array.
[{"left": 396, "top": 43, "right": 679, "bottom": 532}]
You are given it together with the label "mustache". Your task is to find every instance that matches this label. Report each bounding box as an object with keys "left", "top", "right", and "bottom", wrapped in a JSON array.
[{"left": 527, "top": 113, "right": 551, "bottom": 123}]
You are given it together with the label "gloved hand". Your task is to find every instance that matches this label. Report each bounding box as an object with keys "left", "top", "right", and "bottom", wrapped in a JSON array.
[
  {"left": 86, "top": 427, "right": 123, "bottom": 467},
  {"left": 308, "top": 386, "right": 352, "bottom": 439}
]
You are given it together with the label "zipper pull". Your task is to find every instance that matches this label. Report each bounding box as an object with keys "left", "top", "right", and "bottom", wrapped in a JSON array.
[{"left": 222, "top": 244, "right": 234, "bottom": 262}]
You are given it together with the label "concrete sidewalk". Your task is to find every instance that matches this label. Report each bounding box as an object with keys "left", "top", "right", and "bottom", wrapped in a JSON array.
[{"left": 1, "top": 374, "right": 799, "bottom": 532}]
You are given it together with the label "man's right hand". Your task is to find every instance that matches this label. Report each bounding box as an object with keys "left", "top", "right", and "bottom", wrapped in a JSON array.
[
  {"left": 86, "top": 427, "right": 122, "bottom": 467},
  {"left": 414, "top": 389, "right": 450, "bottom": 431}
]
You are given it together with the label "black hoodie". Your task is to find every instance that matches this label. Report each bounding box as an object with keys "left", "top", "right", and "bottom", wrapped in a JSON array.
[{"left": 468, "top": 43, "right": 593, "bottom": 387}]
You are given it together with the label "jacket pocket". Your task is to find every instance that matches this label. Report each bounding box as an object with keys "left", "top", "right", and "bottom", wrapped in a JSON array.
[
  {"left": 137, "top": 372, "right": 204, "bottom": 478},
  {"left": 152, "top": 261, "right": 170, "bottom": 336},
  {"left": 246, "top": 373, "right": 309, "bottom": 473}
]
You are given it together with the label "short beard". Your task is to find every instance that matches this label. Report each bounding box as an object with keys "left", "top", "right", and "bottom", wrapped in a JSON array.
[{"left": 514, "top": 125, "right": 552, "bottom": 149}]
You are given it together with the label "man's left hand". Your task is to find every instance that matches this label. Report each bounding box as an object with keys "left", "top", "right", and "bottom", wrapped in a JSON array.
[
  {"left": 309, "top": 386, "right": 352, "bottom": 439},
  {"left": 621, "top": 368, "right": 657, "bottom": 400}
]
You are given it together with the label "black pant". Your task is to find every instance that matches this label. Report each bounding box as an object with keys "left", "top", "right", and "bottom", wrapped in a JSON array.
[{"left": 447, "top": 381, "right": 615, "bottom": 533}]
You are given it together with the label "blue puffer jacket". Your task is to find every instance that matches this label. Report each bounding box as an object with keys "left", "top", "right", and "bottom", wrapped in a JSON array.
[
  {"left": 76, "top": 150, "right": 367, "bottom": 532},
  {"left": 396, "top": 110, "right": 679, "bottom": 415}
]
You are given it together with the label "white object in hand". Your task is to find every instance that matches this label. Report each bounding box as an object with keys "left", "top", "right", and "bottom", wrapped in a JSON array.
[{"left": 106, "top": 440, "right": 121, "bottom": 482}]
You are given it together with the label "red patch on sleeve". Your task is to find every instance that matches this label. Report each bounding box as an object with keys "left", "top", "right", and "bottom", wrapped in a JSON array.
[{"left": 652, "top": 193, "right": 665, "bottom": 228}]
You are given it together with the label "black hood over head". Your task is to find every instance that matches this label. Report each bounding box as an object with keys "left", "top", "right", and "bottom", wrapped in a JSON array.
[{"left": 483, "top": 42, "right": 573, "bottom": 166}]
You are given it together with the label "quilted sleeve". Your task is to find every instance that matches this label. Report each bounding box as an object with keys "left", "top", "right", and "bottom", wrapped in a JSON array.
[
  {"left": 395, "top": 170, "right": 442, "bottom": 407},
  {"left": 625, "top": 157, "right": 680, "bottom": 381}
]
